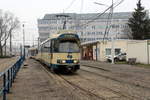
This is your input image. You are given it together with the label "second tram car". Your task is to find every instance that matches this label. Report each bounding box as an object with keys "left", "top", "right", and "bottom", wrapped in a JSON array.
[
  {"left": 28, "top": 47, "right": 38, "bottom": 59},
  {"left": 38, "top": 30, "right": 80, "bottom": 73}
]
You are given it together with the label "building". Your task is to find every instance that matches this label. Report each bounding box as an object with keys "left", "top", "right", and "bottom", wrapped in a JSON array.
[
  {"left": 37, "top": 12, "right": 132, "bottom": 43},
  {"left": 81, "top": 40, "right": 128, "bottom": 61},
  {"left": 81, "top": 39, "right": 150, "bottom": 64}
]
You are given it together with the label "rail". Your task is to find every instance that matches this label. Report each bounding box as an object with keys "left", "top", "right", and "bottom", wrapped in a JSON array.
[{"left": 0, "top": 56, "right": 25, "bottom": 100}]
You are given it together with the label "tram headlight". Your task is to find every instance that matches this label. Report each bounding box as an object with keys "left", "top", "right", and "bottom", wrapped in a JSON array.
[
  {"left": 57, "top": 59, "right": 66, "bottom": 64},
  {"left": 74, "top": 60, "right": 78, "bottom": 64},
  {"left": 62, "top": 60, "right": 66, "bottom": 63}
]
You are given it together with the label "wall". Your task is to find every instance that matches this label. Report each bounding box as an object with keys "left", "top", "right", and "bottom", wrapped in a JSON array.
[
  {"left": 81, "top": 40, "right": 150, "bottom": 64},
  {"left": 127, "top": 40, "right": 150, "bottom": 64},
  {"left": 98, "top": 40, "right": 128, "bottom": 61}
]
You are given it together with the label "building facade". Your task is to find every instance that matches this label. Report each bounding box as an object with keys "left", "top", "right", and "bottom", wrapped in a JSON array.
[
  {"left": 37, "top": 12, "right": 132, "bottom": 43},
  {"left": 81, "top": 40, "right": 128, "bottom": 61},
  {"left": 81, "top": 40, "right": 150, "bottom": 64}
]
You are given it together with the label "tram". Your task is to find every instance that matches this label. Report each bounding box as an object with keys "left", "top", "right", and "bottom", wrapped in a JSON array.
[
  {"left": 37, "top": 30, "right": 80, "bottom": 73},
  {"left": 28, "top": 47, "right": 38, "bottom": 58}
]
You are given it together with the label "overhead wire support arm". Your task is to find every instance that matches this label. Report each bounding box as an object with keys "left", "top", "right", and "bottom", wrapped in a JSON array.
[
  {"left": 103, "top": 10, "right": 113, "bottom": 41},
  {"left": 56, "top": 14, "right": 70, "bottom": 30},
  {"left": 64, "top": 0, "right": 77, "bottom": 12},
  {"left": 72, "top": 0, "right": 125, "bottom": 28}
]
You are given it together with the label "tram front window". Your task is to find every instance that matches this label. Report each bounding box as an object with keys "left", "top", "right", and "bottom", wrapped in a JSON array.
[{"left": 58, "top": 41, "right": 79, "bottom": 53}]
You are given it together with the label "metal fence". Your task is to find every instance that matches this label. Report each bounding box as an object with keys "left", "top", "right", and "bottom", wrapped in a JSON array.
[{"left": 0, "top": 56, "right": 25, "bottom": 100}]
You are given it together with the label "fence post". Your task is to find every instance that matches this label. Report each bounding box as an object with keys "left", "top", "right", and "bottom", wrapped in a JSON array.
[
  {"left": 12, "top": 65, "right": 15, "bottom": 82},
  {"left": 7, "top": 70, "right": 10, "bottom": 93},
  {"left": 10, "top": 68, "right": 13, "bottom": 87},
  {"left": 3, "top": 74, "right": 6, "bottom": 100}
]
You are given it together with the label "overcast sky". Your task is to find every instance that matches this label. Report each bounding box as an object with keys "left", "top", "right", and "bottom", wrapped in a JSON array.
[{"left": 0, "top": 0, "right": 150, "bottom": 45}]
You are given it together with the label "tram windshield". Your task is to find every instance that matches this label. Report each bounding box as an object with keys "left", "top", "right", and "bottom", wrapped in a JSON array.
[{"left": 58, "top": 41, "right": 79, "bottom": 53}]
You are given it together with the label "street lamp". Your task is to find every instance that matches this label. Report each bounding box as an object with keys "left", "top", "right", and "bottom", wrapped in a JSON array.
[{"left": 22, "top": 24, "right": 25, "bottom": 58}]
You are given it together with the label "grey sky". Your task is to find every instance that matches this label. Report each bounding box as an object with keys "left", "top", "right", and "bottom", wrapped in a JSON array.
[{"left": 0, "top": 0, "right": 150, "bottom": 45}]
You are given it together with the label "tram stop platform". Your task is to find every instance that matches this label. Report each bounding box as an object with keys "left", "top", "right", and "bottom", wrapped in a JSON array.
[{"left": 7, "top": 58, "right": 58, "bottom": 100}]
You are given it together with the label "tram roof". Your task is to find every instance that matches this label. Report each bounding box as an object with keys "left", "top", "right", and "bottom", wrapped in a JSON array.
[{"left": 40, "top": 30, "right": 77, "bottom": 45}]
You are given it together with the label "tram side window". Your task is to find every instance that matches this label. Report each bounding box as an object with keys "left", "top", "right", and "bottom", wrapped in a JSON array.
[
  {"left": 51, "top": 39, "right": 59, "bottom": 52},
  {"left": 43, "top": 40, "right": 50, "bottom": 53}
]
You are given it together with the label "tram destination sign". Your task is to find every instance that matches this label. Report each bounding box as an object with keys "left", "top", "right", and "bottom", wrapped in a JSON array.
[{"left": 58, "top": 34, "right": 79, "bottom": 39}]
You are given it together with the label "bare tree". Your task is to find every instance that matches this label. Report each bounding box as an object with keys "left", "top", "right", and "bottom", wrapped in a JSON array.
[
  {"left": 0, "top": 10, "right": 20, "bottom": 57},
  {"left": 9, "top": 17, "right": 20, "bottom": 56}
]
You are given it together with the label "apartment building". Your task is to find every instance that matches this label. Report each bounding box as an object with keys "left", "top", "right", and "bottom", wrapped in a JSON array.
[{"left": 37, "top": 12, "right": 132, "bottom": 43}]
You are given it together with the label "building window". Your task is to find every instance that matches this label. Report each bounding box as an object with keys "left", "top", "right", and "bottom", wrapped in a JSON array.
[
  {"left": 96, "top": 32, "right": 103, "bottom": 35},
  {"left": 105, "top": 48, "right": 121, "bottom": 56},
  {"left": 81, "top": 32, "right": 83, "bottom": 36},
  {"left": 105, "top": 48, "right": 111, "bottom": 55},
  {"left": 92, "top": 26, "right": 95, "bottom": 30},
  {"left": 115, "top": 48, "right": 121, "bottom": 55},
  {"left": 111, "top": 24, "right": 120, "bottom": 28},
  {"left": 92, "top": 32, "right": 95, "bottom": 35},
  {"left": 87, "top": 32, "right": 91, "bottom": 35}
]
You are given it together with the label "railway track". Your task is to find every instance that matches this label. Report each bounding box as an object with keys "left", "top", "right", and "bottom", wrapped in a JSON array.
[
  {"left": 81, "top": 64, "right": 110, "bottom": 72},
  {"left": 39, "top": 61, "right": 138, "bottom": 100},
  {"left": 35, "top": 59, "right": 149, "bottom": 100},
  {"left": 77, "top": 70, "right": 138, "bottom": 100},
  {"left": 39, "top": 63, "right": 106, "bottom": 100},
  {"left": 58, "top": 74, "right": 106, "bottom": 100},
  {"left": 81, "top": 65, "right": 150, "bottom": 91}
]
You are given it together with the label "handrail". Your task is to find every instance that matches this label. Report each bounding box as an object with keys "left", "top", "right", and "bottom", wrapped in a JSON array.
[{"left": 0, "top": 56, "right": 25, "bottom": 100}]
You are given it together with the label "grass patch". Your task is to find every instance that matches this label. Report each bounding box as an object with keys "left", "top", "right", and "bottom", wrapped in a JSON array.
[
  {"left": 135, "top": 63, "right": 150, "bottom": 68},
  {"left": 116, "top": 61, "right": 150, "bottom": 68},
  {"left": 115, "top": 61, "right": 150, "bottom": 69},
  {"left": 0, "top": 56, "right": 11, "bottom": 58},
  {"left": 115, "top": 61, "right": 127, "bottom": 64}
]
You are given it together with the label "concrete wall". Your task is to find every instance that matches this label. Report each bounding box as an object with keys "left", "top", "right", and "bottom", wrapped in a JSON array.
[
  {"left": 81, "top": 40, "right": 150, "bottom": 64},
  {"left": 127, "top": 40, "right": 150, "bottom": 64},
  {"left": 98, "top": 40, "right": 128, "bottom": 61}
]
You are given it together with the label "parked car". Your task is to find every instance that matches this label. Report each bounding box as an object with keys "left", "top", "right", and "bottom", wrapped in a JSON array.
[
  {"left": 117, "top": 53, "right": 126, "bottom": 61},
  {"left": 106, "top": 53, "right": 126, "bottom": 62}
]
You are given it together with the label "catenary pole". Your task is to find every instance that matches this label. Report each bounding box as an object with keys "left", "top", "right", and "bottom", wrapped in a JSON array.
[
  {"left": 111, "top": 0, "right": 114, "bottom": 64},
  {"left": 22, "top": 24, "right": 25, "bottom": 57}
]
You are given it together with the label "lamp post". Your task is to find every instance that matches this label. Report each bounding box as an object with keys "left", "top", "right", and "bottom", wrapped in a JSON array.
[
  {"left": 22, "top": 24, "right": 25, "bottom": 58},
  {"left": 111, "top": 0, "right": 114, "bottom": 64}
]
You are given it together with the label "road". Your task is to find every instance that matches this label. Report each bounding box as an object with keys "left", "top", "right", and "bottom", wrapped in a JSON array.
[{"left": 7, "top": 59, "right": 150, "bottom": 100}]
